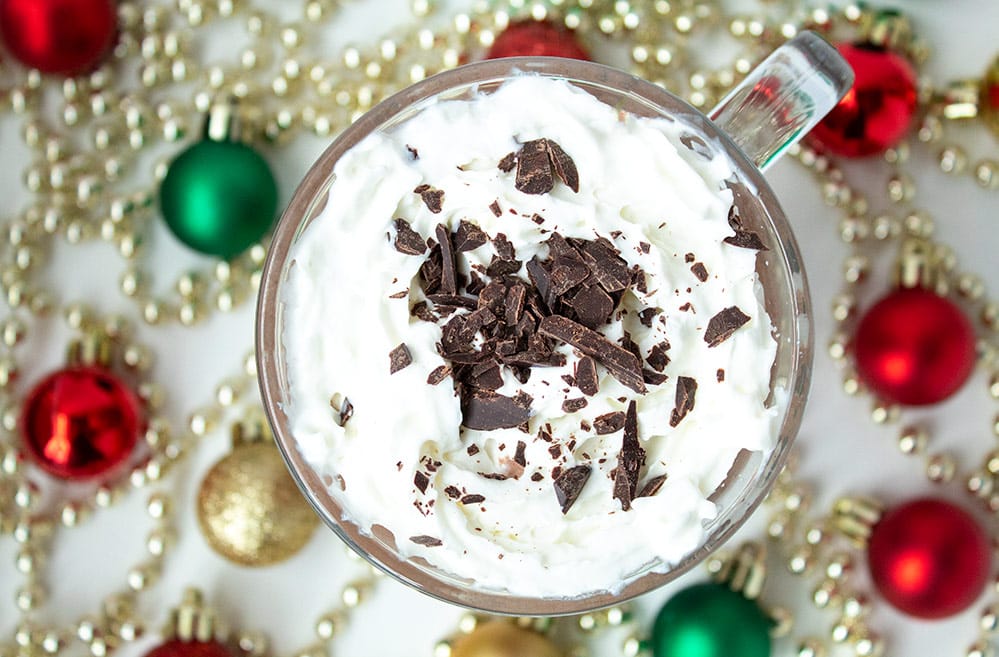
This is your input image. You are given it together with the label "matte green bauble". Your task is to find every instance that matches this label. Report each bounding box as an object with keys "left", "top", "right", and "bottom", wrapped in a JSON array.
[
  {"left": 652, "top": 582, "right": 771, "bottom": 657},
  {"left": 159, "top": 140, "right": 277, "bottom": 259}
]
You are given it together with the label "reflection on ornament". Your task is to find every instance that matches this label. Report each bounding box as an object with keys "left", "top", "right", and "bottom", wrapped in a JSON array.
[
  {"left": 197, "top": 414, "right": 318, "bottom": 566},
  {"left": 868, "top": 498, "right": 991, "bottom": 619},
  {"left": 159, "top": 101, "right": 278, "bottom": 259},
  {"left": 450, "top": 620, "right": 561, "bottom": 657},
  {"left": 809, "top": 43, "right": 917, "bottom": 157},
  {"left": 0, "top": 0, "right": 116, "bottom": 75},
  {"left": 487, "top": 20, "right": 589, "bottom": 61},
  {"left": 20, "top": 334, "right": 143, "bottom": 480}
]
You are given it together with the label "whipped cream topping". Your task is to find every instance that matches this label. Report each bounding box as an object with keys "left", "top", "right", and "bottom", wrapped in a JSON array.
[{"left": 281, "top": 75, "right": 779, "bottom": 597}]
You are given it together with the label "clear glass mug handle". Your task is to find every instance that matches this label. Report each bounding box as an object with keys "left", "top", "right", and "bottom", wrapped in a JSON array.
[{"left": 709, "top": 31, "right": 855, "bottom": 172}]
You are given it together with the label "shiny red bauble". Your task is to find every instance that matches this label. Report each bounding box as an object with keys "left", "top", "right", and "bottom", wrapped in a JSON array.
[
  {"left": 853, "top": 287, "right": 976, "bottom": 405},
  {"left": 487, "top": 20, "right": 589, "bottom": 61},
  {"left": 868, "top": 498, "right": 991, "bottom": 619},
  {"left": 808, "top": 43, "right": 918, "bottom": 157},
  {"left": 21, "top": 366, "right": 143, "bottom": 480},
  {"left": 144, "top": 640, "right": 235, "bottom": 657},
  {"left": 0, "top": 0, "right": 117, "bottom": 75}
]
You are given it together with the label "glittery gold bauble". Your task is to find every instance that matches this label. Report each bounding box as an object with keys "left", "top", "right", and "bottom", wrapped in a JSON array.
[
  {"left": 197, "top": 441, "right": 318, "bottom": 566},
  {"left": 450, "top": 622, "right": 561, "bottom": 657}
]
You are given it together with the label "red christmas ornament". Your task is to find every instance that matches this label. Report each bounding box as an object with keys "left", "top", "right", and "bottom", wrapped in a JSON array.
[
  {"left": 868, "top": 498, "right": 991, "bottom": 619},
  {"left": 21, "top": 366, "right": 143, "bottom": 480},
  {"left": 144, "top": 640, "right": 234, "bottom": 657},
  {"left": 853, "top": 287, "right": 976, "bottom": 405},
  {"left": 487, "top": 20, "right": 590, "bottom": 61},
  {"left": 0, "top": 0, "right": 117, "bottom": 75},
  {"left": 808, "top": 43, "right": 917, "bottom": 157}
]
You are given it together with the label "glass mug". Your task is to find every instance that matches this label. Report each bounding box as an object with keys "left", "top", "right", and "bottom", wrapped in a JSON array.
[{"left": 256, "top": 32, "right": 853, "bottom": 615}]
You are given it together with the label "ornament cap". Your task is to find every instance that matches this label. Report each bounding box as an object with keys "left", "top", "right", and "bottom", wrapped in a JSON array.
[
  {"left": 858, "top": 9, "right": 913, "bottom": 52},
  {"left": 935, "top": 79, "right": 981, "bottom": 121},
  {"left": 230, "top": 412, "right": 272, "bottom": 448},
  {"left": 713, "top": 542, "right": 767, "bottom": 600},
  {"left": 204, "top": 97, "right": 259, "bottom": 144},
  {"left": 832, "top": 496, "right": 883, "bottom": 547},
  {"left": 67, "top": 332, "right": 113, "bottom": 368},
  {"left": 894, "top": 237, "right": 945, "bottom": 293}
]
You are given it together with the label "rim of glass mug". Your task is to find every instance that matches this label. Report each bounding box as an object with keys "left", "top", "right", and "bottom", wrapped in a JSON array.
[{"left": 256, "top": 44, "right": 845, "bottom": 614}]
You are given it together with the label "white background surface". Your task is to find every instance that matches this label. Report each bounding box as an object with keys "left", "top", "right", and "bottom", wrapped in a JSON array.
[{"left": 1, "top": 1, "right": 998, "bottom": 656}]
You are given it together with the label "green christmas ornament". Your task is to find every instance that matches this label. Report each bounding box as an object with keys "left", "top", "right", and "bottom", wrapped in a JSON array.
[
  {"left": 651, "top": 582, "right": 772, "bottom": 657},
  {"left": 159, "top": 101, "right": 278, "bottom": 259}
]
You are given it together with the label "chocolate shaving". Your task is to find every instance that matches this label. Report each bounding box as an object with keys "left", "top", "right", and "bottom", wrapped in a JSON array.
[
  {"left": 553, "top": 464, "right": 591, "bottom": 514},
  {"left": 593, "top": 411, "right": 626, "bottom": 435},
  {"left": 454, "top": 219, "right": 488, "bottom": 252},
  {"left": 514, "top": 139, "right": 554, "bottom": 195},
  {"left": 531, "top": 472, "right": 544, "bottom": 482},
  {"left": 639, "top": 241, "right": 651, "bottom": 254},
  {"left": 638, "top": 307, "right": 659, "bottom": 328},
  {"left": 612, "top": 401, "right": 645, "bottom": 511},
  {"left": 444, "top": 485, "right": 461, "bottom": 499},
  {"left": 724, "top": 231, "right": 768, "bottom": 250},
  {"left": 492, "top": 233, "right": 516, "bottom": 260},
  {"left": 388, "top": 289, "right": 409, "bottom": 299},
  {"left": 498, "top": 152, "right": 516, "bottom": 172},
  {"left": 435, "top": 224, "right": 458, "bottom": 295},
  {"left": 460, "top": 388, "right": 532, "bottom": 430},
  {"left": 717, "top": 368, "right": 725, "bottom": 382},
  {"left": 332, "top": 396, "right": 354, "bottom": 427},
  {"left": 579, "top": 240, "right": 631, "bottom": 293},
  {"left": 545, "top": 139, "right": 580, "bottom": 193},
  {"left": 393, "top": 219, "right": 427, "bottom": 255},
  {"left": 409, "top": 535, "right": 442, "bottom": 547},
  {"left": 488, "top": 200, "right": 502, "bottom": 217},
  {"left": 642, "top": 369, "right": 668, "bottom": 386},
  {"left": 638, "top": 474, "right": 668, "bottom": 498},
  {"left": 427, "top": 365, "right": 451, "bottom": 385},
  {"left": 510, "top": 138, "right": 580, "bottom": 195},
  {"left": 574, "top": 356, "right": 599, "bottom": 396},
  {"left": 427, "top": 294, "right": 478, "bottom": 310},
  {"left": 704, "top": 306, "right": 751, "bottom": 347},
  {"left": 669, "top": 376, "right": 698, "bottom": 427},
  {"left": 389, "top": 343, "right": 413, "bottom": 374},
  {"left": 479, "top": 472, "right": 508, "bottom": 481},
  {"left": 514, "top": 440, "right": 527, "bottom": 467},
  {"left": 567, "top": 284, "right": 615, "bottom": 329},
  {"left": 646, "top": 341, "right": 670, "bottom": 372},
  {"left": 539, "top": 315, "right": 646, "bottom": 393},
  {"left": 460, "top": 494, "right": 485, "bottom": 505},
  {"left": 684, "top": 252, "right": 695, "bottom": 263},
  {"left": 406, "top": 145, "right": 419, "bottom": 159},
  {"left": 562, "top": 397, "right": 588, "bottom": 413},
  {"left": 691, "top": 262, "right": 709, "bottom": 282},
  {"left": 467, "top": 444, "right": 480, "bottom": 456},
  {"left": 414, "top": 184, "right": 445, "bottom": 213},
  {"left": 413, "top": 471, "right": 429, "bottom": 494}
]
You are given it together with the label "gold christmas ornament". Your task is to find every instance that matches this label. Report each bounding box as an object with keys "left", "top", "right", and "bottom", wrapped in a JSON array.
[
  {"left": 196, "top": 414, "right": 318, "bottom": 566},
  {"left": 449, "top": 621, "right": 562, "bottom": 657}
]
